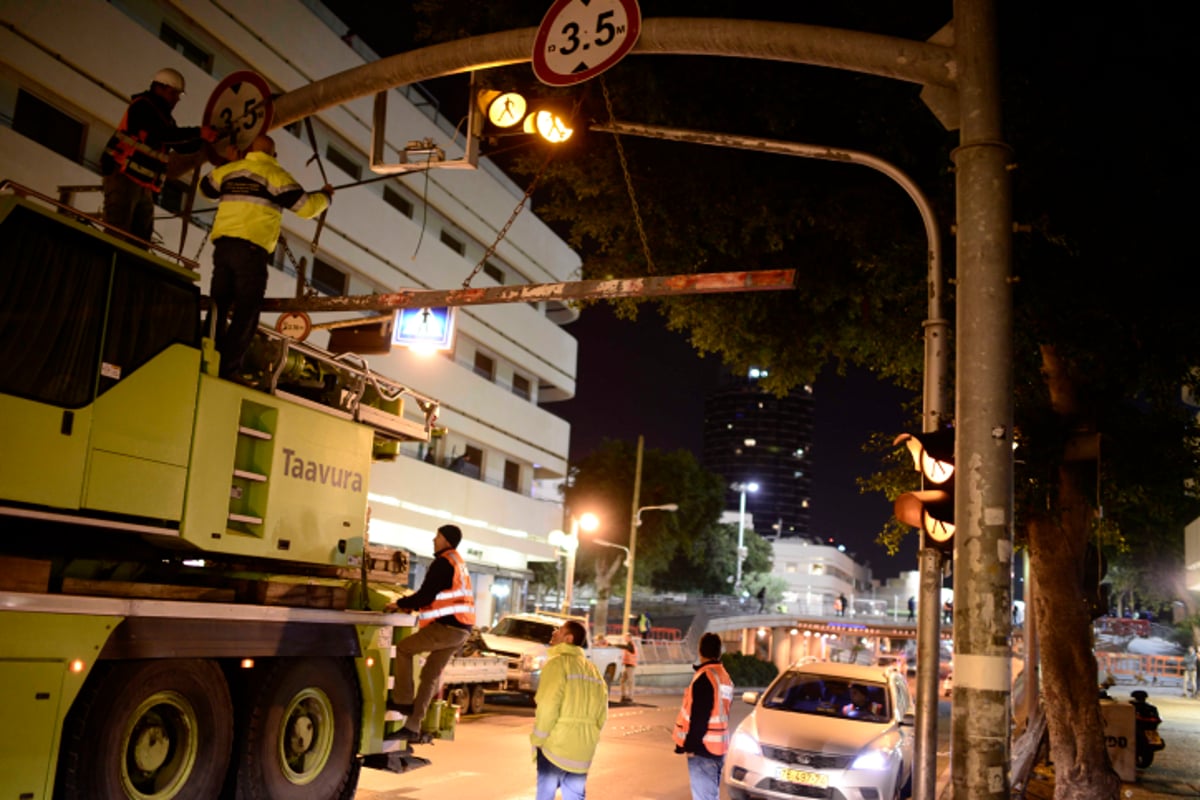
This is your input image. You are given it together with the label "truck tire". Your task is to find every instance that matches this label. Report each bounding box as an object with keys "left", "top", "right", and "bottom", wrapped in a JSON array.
[
  {"left": 56, "top": 659, "right": 233, "bottom": 800},
  {"left": 446, "top": 685, "right": 469, "bottom": 711},
  {"left": 233, "top": 658, "right": 360, "bottom": 800},
  {"left": 469, "top": 684, "right": 487, "bottom": 714}
]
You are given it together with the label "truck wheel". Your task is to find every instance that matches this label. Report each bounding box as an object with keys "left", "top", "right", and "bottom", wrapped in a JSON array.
[
  {"left": 56, "top": 659, "right": 233, "bottom": 800},
  {"left": 233, "top": 659, "right": 360, "bottom": 800},
  {"left": 446, "top": 686, "right": 469, "bottom": 711},
  {"left": 469, "top": 684, "right": 487, "bottom": 714}
]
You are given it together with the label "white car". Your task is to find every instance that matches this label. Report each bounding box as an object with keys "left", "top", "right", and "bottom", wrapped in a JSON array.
[{"left": 723, "top": 661, "right": 914, "bottom": 800}]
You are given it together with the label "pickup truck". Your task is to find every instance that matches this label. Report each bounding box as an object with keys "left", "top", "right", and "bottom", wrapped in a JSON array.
[
  {"left": 436, "top": 654, "right": 509, "bottom": 714},
  {"left": 476, "top": 611, "right": 624, "bottom": 700}
]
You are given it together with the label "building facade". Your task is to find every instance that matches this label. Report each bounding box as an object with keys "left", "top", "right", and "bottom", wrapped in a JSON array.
[
  {"left": 0, "top": 0, "right": 581, "bottom": 627},
  {"left": 703, "top": 368, "right": 815, "bottom": 539}
]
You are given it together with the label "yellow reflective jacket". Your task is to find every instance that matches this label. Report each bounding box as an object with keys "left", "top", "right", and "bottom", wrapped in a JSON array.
[
  {"left": 201, "top": 151, "right": 329, "bottom": 253},
  {"left": 530, "top": 642, "right": 608, "bottom": 774}
]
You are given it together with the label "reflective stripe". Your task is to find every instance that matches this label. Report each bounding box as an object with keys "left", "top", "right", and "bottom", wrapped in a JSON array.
[
  {"left": 672, "top": 663, "right": 733, "bottom": 755},
  {"left": 417, "top": 550, "right": 476, "bottom": 628},
  {"left": 545, "top": 752, "right": 593, "bottom": 771}
]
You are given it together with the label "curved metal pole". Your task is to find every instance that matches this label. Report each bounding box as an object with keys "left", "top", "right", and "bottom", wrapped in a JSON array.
[{"left": 590, "top": 121, "right": 949, "bottom": 800}]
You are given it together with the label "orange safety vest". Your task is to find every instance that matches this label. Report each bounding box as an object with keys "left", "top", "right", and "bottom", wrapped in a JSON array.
[
  {"left": 103, "top": 95, "right": 174, "bottom": 192},
  {"left": 417, "top": 549, "right": 476, "bottom": 628},
  {"left": 623, "top": 639, "right": 638, "bottom": 667},
  {"left": 672, "top": 662, "right": 733, "bottom": 755}
]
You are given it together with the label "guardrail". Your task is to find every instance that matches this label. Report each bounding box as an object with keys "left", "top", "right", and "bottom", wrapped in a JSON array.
[{"left": 1096, "top": 652, "right": 1184, "bottom": 685}]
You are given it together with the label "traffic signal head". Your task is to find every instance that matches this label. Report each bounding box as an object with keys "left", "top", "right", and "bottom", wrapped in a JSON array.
[
  {"left": 893, "top": 429, "right": 955, "bottom": 550},
  {"left": 476, "top": 90, "right": 574, "bottom": 144}
]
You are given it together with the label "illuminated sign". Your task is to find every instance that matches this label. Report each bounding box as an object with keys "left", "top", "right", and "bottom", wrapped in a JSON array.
[{"left": 393, "top": 307, "right": 456, "bottom": 351}]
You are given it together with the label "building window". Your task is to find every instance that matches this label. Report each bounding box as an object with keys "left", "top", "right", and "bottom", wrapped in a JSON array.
[
  {"left": 325, "top": 145, "right": 361, "bottom": 180},
  {"left": 284, "top": 121, "right": 302, "bottom": 138},
  {"left": 463, "top": 444, "right": 484, "bottom": 478},
  {"left": 473, "top": 352, "right": 494, "bottom": 381},
  {"left": 383, "top": 186, "right": 414, "bottom": 218},
  {"left": 13, "top": 90, "right": 85, "bottom": 163},
  {"left": 440, "top": 230, "right": 465, "bottom": 255},
  {"left": 483, "top": 261, "right": 504, "bottom": 283},
  {"left": 512, "top": 373, "right": 531, "bottom": 401},
  {"left": 311, "top": 257, "right": 347, "bottom": 296},
  {"left": 504, "top": 459, "right": 521, "bottom": 492},
  {"left": 160, "top": 23, "right": 213, "bottom": 72}
]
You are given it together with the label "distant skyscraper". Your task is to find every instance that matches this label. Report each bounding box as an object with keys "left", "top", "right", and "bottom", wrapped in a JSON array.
[{"left": 703, "top": 368, "right": 815, "bottom": 540}]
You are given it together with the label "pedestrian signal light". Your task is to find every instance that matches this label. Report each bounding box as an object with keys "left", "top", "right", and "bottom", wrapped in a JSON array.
[
  {"left": 893, "top": 429, "right": 955, "bottom": 550},
  {"left": 476, "top": 90, "right": 574, "bottom": 144}
]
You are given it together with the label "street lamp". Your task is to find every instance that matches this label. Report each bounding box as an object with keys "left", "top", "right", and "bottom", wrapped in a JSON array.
[
  {"left": 731, "top": 482, "right": 759, "bottom": 591},
  {"left": 548, "top": 512, "right": 598, "bottom": 614},
  {"left": 616, "top": 503, "right": 679, "bottom": 639}
]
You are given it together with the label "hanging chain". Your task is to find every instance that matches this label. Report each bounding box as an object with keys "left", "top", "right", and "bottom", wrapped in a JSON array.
[
  {"left": 461, "top": 145, "right": 556, "bottom": 289},
  {"left": 601, "top": 76, "right": 655, "bottom": 274}
]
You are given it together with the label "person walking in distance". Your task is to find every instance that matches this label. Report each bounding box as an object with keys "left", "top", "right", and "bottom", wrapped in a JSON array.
[
  {"left": 618, "top": 633, "right": 639, "bottom": 703},
  {"left": 530, "top": 620, "right": 608, "bottom": 800},
  {"left": 673, "top": 632, "right": 734, "bottom": 800},
  {"left": 199, "top": 134, "right": 331, "bottom": 379},
  {"left": 1184, "top": 644, "right": 1198, "bottom": 698},
  {"left": 907, "top": 596, "right": 916, "bottom": 622},
  {"left": 101, "top": 67, "right": 213, "bottom": 242},
  {"left": 383, "top": 524, "right": 474, "bottom": 744}
]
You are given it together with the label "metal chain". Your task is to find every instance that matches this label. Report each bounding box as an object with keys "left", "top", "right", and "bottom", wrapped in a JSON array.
[
  {"left": 461, "top": 145, "right": 556, "bottom": 289},
  {"left": 601, "top": 77, "right": 655, "bottom": 274}
]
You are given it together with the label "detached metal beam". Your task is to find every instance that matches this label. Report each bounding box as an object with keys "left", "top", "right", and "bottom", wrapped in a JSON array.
[{"left": 261, "top": 269, "right": 796, "bottom": 313}]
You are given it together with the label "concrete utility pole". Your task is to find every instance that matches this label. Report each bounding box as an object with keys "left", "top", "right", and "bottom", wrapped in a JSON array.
[
  {"left": 947, "top": 2, "right": 1014, "bottom": 797},
  {"left": 270, "top": 5, "right": 1012, "bottom": 795}
]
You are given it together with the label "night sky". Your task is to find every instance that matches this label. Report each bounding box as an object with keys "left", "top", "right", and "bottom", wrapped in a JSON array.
[{"left": 551, "top": 302, "right": 917, "bottom": 579}]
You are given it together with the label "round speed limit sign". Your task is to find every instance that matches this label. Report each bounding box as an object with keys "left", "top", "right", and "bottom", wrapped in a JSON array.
[
  {"left": 533, "top": 0, "right": 642, "bottom": 87},
  {"left": 274, "top": 311, "right": 311, "bottom": 342},
  {"left": 203, "top": 70, "right": 274, "bottom": 155}
]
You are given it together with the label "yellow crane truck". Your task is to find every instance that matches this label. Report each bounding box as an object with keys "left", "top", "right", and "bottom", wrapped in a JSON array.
[{"left": 0, "top": 182, "right": 453, "bottom": 799}]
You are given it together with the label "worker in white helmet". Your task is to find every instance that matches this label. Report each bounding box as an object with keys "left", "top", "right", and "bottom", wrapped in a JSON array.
[{"left": 101, "top": 67, "right": 214, "bottom": 242}]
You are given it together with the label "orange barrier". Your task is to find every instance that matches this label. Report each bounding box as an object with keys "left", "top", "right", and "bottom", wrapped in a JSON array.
[{"left": 1095, "top": 652, "right": 1184, "bottom": 683}]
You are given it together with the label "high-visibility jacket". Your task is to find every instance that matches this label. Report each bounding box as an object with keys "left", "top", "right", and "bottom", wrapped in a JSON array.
[
  {"left": 200, "top": 152, "right": 329, "bottom": 253},
  {"left": 102, "top": 91, "right": 201, "bottom": 192},
  {"left": 622, "top": 639, "right": 638, "bottom": 667},
  {"left": 672, "top": 661, "right": 733, "bottom": 756},
  {"left": 416, "top": 549, "right": 475, "bottom": 628},
  {"left": 530, "top": 643, "right": 609, "bottom": 773}
]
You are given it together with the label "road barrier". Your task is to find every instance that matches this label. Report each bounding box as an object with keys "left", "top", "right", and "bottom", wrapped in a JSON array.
[{"left": 1095, "top": 652, "right": 1184, "bottom": 685}]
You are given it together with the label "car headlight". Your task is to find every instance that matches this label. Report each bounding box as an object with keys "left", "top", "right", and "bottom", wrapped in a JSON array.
[
  {"left": 731, "top": 730, "right": 762, "bottom": 757},
  {"left": 520, "top": 653, "right": 547, "bottom": 671},
  {"left": 851, "top": 749, "right": 890, "bottom": 771}
]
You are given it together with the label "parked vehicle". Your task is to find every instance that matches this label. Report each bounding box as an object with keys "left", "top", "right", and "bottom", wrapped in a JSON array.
[
  {"left": 724, "top": 661, "right": 914, "bottom": 800},
  {"left": 476, "top": 611, "right": 624, "bottom": 700},
  {"left": 437, "top": 653, "right": 509, "bottom": 714},
  {"left": 1129, "top": 690, "right": 1166, "bottom": 768}
]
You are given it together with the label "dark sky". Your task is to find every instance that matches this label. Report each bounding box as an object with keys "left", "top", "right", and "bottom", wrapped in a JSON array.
[{"left": 551, "top": 303, "right": 917, "bottom": 579}]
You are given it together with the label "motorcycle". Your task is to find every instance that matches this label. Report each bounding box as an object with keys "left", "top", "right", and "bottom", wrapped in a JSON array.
[{"left": 1129, "top": 690, "right": 1166, "bottom": 768}]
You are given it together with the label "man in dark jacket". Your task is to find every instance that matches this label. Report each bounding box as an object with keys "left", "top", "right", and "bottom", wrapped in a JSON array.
[
  {"left": 101, "top": 67, "right": 210, "bottom": 242},
  {"left": 673, "top": 633, "right": 734, "bottom": 800},
  {"left": 383, "top": 524, "right": 474, "bottom": 743}
]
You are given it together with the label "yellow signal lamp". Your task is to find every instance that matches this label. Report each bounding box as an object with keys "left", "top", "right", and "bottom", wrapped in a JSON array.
[
  {"left": 524, "top": 109, "right": 574, "bottom": 143},
  {"left": 479, "top": 90, "right": 528, "bottom": 128}
]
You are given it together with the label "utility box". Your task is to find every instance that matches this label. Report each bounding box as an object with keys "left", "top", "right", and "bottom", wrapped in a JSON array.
[{"left": 1099, "top": 699, "right": 1136, "bottom": 782}]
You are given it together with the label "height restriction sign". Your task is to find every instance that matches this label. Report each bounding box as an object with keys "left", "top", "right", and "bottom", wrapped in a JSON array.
[{"left": 532, "top": 0, "right": 642, "bottom": 87}]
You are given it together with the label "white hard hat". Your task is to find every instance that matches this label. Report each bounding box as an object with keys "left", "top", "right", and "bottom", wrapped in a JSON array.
[{"left": 153, "top": 68, "right": 185, "bottom": 92}]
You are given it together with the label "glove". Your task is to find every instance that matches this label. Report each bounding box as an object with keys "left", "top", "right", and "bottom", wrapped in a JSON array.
[{"left": 201, "top": 125, "right": 219, "bottom": 143}]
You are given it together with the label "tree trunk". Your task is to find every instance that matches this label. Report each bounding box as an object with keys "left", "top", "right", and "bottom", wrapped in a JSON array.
[
  {"left": 1029, "top": 345, "right": 1120, "bottom": 799},
  {"left": 591, "top": 555, "right": 622, "bottom": 640}
]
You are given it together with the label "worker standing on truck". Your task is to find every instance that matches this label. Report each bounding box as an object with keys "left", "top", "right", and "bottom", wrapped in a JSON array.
[
  {"left": 199, "top": 134, "right": 331, "bottom": 379},
  {"left": 530, "top": 620, "right": 608, "bottom": 800},
  {"left": 101, "top": 67, "right": 212, "bottom": 242},
  {"left": 383, "top": 524, "right": 474, "bottom": 743}
]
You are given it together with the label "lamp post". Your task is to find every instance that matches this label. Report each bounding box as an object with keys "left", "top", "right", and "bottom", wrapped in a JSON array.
[
  {"left": 549, "top": 511, "right": 598, "bottom": 615},
  {"left": 617, "top": 503, "right": 678, "bottom": 639},
  {"left": 731, "top": 481, "right": 759, "bottom": 591}
]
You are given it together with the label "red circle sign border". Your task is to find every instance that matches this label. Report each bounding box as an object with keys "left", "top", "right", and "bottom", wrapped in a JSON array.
[
  {"left": 202, "top": 70, "right": 274, "bottom": 145},
  {"left": 532, "top": 0, "right": 642, "bottom": 88}
]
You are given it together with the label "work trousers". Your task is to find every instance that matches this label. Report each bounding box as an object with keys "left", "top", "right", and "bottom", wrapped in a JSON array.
[
  {"left": 1186, "top": 667, "right": 1197, "bottom": 698},
  {"left": 391, "top": 621, "right": 470, "bottom": 734},
  {"left": 620, "top": 665, "right": 636, "bottom": 702},
  {"left": 536, "top": 748, "right": 588, "bottom": 800},
  {"left": 686, "top": 753, "right": 723, "bottom": 800},
  {"left": 206, "top": 237, "right": 269, "bottom": 378},
  {"left": 102, "top": 172, "right": 156, "bottom": 244}
]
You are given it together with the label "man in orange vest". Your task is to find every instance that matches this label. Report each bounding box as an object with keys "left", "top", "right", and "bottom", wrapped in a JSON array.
[
  {"left": 383, "top": 524, "right": 474, "bottom": 743},
  {"left": 673, "top": 632, "right": 733, "bottom": 800},
  {"left": 618, "top": 633, "right": 639, "bottom": 703},
  {"left": 101, "top": 67, "right": 213, "bottom": 242}
]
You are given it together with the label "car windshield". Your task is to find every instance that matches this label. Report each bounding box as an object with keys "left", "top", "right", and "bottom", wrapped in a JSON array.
[
  {"left": 489, "top": 618, "right": 557, "bottom": 644},
  {"left": 761, "top": 672, "right": 890, "bottom": 722}
]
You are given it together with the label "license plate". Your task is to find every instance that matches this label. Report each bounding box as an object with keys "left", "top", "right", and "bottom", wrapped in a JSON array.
[
  {"left": 778, "top": 767, "right": 829, "bottom": 788},
  {"left": 1144, "top": 730, "right": 1163, "bottom": 747}
]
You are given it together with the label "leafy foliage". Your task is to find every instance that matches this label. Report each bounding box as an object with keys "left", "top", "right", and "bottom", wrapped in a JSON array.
[{"left": 721, "top": 652, "right": 779, "bottom": 688}]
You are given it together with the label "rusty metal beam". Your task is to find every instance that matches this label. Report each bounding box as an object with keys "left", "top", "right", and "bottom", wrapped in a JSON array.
[{"left": 261, "top": 269, "right": 795, "bottom": 313}]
